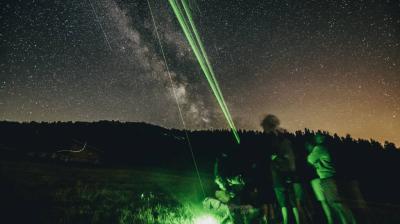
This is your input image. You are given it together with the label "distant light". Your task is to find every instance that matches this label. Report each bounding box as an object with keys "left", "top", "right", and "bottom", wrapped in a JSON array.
[{"left": 193, "top": 214, "right": 219, "bottom": 224}]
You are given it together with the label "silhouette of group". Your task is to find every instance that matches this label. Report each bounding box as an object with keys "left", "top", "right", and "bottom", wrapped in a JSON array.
[{"left": 205, "top": 114, "right": 358, "bottom": 224}]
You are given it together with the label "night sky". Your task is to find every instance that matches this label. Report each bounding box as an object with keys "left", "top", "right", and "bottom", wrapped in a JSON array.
[{"left": 1, "top": 0, "right": 399, "bottom": 145}]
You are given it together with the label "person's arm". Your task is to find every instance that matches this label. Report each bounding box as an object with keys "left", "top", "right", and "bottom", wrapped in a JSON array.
[
  {"left": 307, "top": 146, "right": 321, "bottom": 165},
  {"left": 214, "top": 158, "right": 227, "bottom": 191},
  {"left": 215, "top": 177, "right": 226, "bottom": 191}
]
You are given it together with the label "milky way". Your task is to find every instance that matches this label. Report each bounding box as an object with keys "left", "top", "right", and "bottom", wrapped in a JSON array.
[{"left": 1, "top": 0, "right": 399, "bottom": 145}]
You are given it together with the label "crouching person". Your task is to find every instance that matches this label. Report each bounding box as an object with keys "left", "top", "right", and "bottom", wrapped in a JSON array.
[{"left": 204, "top": 151, "right": 259, "bottom": 224}]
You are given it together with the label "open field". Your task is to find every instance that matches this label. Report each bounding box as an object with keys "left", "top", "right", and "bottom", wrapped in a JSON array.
[
  {"left": 0, "top": 159, "right": 214, "bottom": 224},
  {"left": 2, "top": 158, "right": 400, "bottom": 223}
]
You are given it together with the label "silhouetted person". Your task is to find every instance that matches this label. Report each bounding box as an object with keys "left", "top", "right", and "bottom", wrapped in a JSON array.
[
  {"left": 241, "top": 146, "right": 277, "bottom": 223},
  {"left": 262, "top": 114, "right": 302, "bottom": 224},
  {"left": 307, "top": 133, "right": 356, "bottom": 224}
]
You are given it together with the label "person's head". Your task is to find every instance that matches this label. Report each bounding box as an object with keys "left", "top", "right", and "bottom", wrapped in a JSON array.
[
  {"left": 305, "top": 135, "right": 315, "bottom": 153},
  {"left": 261, "top": 114, "right": 280, "bottom": 135},
  {"left": 305, "top": 141, "right": 314, "bottom": 153},
  {"left": 314, "top": 132, "right": 326, "bottom": 145}
]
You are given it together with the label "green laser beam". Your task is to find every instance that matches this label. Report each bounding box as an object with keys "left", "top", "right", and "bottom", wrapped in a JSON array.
[
  {"left": 172, "top": 0, "right": 229, "bottom": 118},
  {"left": 169, "top": 0, "right": 226, "bottom": 126},
  {"left": 174, "top": 0, "right": 240, "bottom": 143},
  {"left": 180, "top": 0, "right": 228, "bottom": 112},
  {"left": 168, "top": 0, "right": 240, "bottom": 143},
  {"left": 173, "top": 0, "right": 240, "bottom": 143},
  {"left": 180, "top": 0, "right": 239, "bottom": 139}
]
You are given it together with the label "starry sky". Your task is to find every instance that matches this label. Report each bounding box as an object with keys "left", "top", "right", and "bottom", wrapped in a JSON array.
[{"left": 1, "top": 0, "right": 399, "bottom": 145}]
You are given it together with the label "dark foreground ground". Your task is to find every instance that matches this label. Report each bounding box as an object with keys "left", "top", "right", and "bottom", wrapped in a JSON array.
[
  {"left": 1, "top": 159, "right": 400, "bottom": 224},
  {"left": 0, "top": 159, "right": 214, "bottom": 224}
]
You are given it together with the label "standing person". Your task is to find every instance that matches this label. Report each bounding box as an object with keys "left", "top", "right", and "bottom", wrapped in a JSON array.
[
  {"left": 305, "top": 141, "right": 333, "bottom": 224},
  {"left": 306, "top": 141, "right": 333, "bottom": 224},
  {"left": 261, "top": 114, "right": 302, "bottom": 224},
  {"left": 307, "top": 133, "right": 356, "bottom": 224},
  {"left": 242, "top": 146, "right": 276, "bottom": 224}
]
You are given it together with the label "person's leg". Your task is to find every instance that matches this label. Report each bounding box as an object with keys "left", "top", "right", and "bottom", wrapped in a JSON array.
[
  {"left": 274, "top": 187, "right": 288, "bottom": 224},
  {"left": 261, "top": 203, "right": 276, "bottom": 223},
  {"left": 313, "top": 178, "right": 335, "bottom": 224},
  {"left": 321, "top": 200, "right": 333, "bottom": 224},
  {"left": 322, "top": 178, "right": 356, "bottom": 224},
  {"left": 269, "top": 204, "right": 276, "bottom": 223},
  {"left": 343, "top": 204, "right": 356, "bottom": 224},
  {"left": 330, "top": 202, "right": 348, "bottom": 224},
  {"left": 259, "top": 184, "right": 276, "bottom": 224},
  {"left": 286, "top": 183, "right": 300, "bottom": 224},
  {"left": 292, "top": 182, "right": 305, "bottom": 224},
  {"left": 260, "top": 204, "right": 268, "bottom": 223},
  {"left": 281, "top": 207, "right": 289, "bottom": 224},
  {"left": 261, "top": 204, "right": 268, "bottom": 221},
  {"left": 331, "top": 202, "right": 356, "bottom": 224},
  {"left": 292, "top": 207, "right": 300, "bottom": 224}
]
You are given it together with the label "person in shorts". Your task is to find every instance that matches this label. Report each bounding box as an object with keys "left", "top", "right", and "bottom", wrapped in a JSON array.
[
  {"left": 307, "top": 133, "right": 356, "bottom": 224},
  {"left": 262, "top": 114, "right": 302, "bottom": 224}
]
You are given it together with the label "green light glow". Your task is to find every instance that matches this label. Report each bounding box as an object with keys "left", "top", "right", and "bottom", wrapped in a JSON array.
[
  {"left": 193, "top": 214, "right": 219, "bottom": 224},
  {"left": 168, "top": 0, "right": 240, "bottom": 144}
]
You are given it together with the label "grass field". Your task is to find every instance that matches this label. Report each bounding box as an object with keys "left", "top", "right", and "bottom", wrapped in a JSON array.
[
  {"left": 0, "top": 159, "right": 215, "bottom": 224},
  {"left": 2, "top": 159, "right": 400, "bottom": 223}
]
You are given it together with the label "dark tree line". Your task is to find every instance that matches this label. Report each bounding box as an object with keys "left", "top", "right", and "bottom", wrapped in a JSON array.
[{"left": 0, "top": 121, "right": 400, "bottom": 204}]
